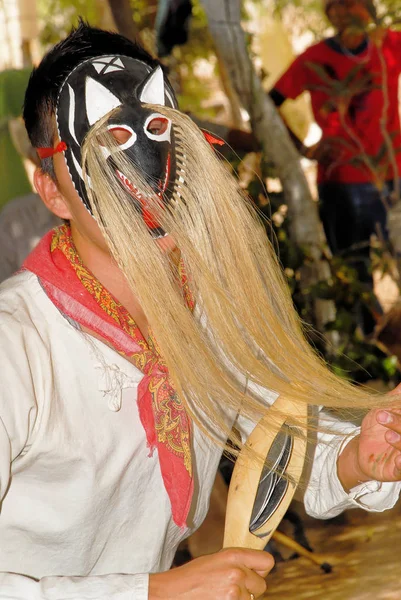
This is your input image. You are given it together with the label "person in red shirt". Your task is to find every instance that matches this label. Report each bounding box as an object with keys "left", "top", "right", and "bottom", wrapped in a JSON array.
[{"left": 270, "top": 0, "right": 401, "bottom": 334}]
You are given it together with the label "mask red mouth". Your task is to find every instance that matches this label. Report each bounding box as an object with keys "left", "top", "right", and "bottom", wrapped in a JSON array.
[{"left": 115, "top": 152, "right": 172, "bottom": 230}]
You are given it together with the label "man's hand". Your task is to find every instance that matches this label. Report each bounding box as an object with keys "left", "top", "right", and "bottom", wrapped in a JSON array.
[
  {"left": 302, "top": 137, "right": 342, "bottom": 166},
  {"left": 337, "top": 388, "right": 401, "bottom": 492},
  {"left": 149, "top": 548, "right": 274, "bottom": 600}
]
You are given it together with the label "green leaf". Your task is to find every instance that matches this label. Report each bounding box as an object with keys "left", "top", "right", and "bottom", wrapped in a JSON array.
[{"left": 304, "top": 61, "right": 335, "bottom": 85}]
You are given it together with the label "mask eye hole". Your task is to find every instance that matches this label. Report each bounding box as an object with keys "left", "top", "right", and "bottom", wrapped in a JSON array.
[
  {"left": 147, "top": 117, "right": 169, "bottom": 136},
  {"left": 109, "top": 127, "right": 133, "bottom": 145}
]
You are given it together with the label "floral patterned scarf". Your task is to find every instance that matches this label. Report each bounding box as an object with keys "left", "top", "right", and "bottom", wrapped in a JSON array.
[{"left": 23, "top": 224, "right": 194, "bottom": 528}]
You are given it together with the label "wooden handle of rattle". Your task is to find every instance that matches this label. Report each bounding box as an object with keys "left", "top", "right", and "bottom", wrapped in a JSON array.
[{"left": 223, "top": 395, "right": 308, "bottom": 550}]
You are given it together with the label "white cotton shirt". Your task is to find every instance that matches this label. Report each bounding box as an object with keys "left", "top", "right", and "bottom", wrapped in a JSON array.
[{"left": 0, "top": 271, "right": 399, "bottom": 600}]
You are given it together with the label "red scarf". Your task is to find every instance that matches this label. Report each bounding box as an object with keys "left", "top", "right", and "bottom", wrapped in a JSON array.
[{"left": 23, "top": 225, "right": 194, "bottom": 529}]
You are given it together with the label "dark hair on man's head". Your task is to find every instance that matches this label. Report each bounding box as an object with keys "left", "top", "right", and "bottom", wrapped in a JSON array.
[
  {"left": 23, "top": 20, "right": 160, "bottom": 178},
  {"left": 324, "top": 0, "right": 377, "bottom": 19}
]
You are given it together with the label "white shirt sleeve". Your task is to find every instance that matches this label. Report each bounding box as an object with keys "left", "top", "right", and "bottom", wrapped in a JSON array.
[
  {"left": 303, "top": 411, "right": 401, "bottom": 519},
  {"left": 0, "top": 572, "right": 149, "bottom": 600},
  {"left": 0, "top": 314, "right": 150, "bottom": 600},
  {"left": 235, "top": 388, "right": 401, "bottom": 519}
]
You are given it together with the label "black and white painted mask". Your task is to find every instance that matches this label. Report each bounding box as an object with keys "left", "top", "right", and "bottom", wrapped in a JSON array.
[{"left": 56, "top": 55, "right": 179, "bottom": 237}]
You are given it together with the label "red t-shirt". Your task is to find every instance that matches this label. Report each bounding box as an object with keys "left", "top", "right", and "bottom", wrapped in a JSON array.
[{"left": 274, "top": 30, "right": 401, "bottom": 184}]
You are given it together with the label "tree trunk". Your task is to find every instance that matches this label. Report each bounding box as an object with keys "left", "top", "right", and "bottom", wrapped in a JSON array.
[
  {"left": 215, "top": 49, "right": 244, "bottom": 129},
  {"left": 106, "top": 0, "right": 141, "bottom": 44},
  {"left": 94, "top": 0, "right": 117, "bottom": 30},
  {"left": 200, "top": 0, "right": 336, "bottom": 336}
]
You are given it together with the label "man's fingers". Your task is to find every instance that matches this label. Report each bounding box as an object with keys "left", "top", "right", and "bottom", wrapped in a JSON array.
[
  {"left": 217, "top": 548, "right": 274, "bottom": 598},
  {"left": 385, "top": 429, "right": 401, "bottom": 448},
  {"left": 375, "top": 411, "right": 401, "bottom": 467},
  {"left": 221, "top": 547, "right": 274, "bottom": 574},
  {"left": 242, "top": 565, "right": 268, "bottom": 599},
  {"left": 377, "top": 410, "right": 401, "bottom": 439},
  {"left": 254, "top": 568, "right": 273, "bottom": 578}
]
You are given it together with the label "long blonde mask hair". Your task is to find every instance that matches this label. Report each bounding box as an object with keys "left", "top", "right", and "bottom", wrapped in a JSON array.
[{"left": 82, "top": 105, "right": 393, "bottom": 454}]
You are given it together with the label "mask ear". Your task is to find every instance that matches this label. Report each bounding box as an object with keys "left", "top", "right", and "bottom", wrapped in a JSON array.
[
  {"left": 85, "top": 77, "right": 122, "bottom": 126},
  {"left": 138, "top": 66, "right": 166, "bottom": 106}
]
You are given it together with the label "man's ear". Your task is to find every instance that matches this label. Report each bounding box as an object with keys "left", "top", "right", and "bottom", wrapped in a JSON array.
[{"left": 34, "top": 168, "right": 72, "bottom": 220}]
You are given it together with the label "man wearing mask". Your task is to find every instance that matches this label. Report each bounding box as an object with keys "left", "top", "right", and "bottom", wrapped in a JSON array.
[{"left": 2, "top": 21, "right": 401, "bottom": 600}]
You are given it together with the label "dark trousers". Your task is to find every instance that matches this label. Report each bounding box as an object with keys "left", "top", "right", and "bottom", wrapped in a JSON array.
[{"left": 319, "top": 181, "right": 394, "bottom": 334}]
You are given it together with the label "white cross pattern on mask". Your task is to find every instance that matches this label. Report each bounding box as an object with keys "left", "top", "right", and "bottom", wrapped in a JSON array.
[{"left": 92, "top": 56, "right": 125, "bottom": 75}]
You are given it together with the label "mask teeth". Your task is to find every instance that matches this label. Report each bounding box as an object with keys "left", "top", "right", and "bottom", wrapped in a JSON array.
[
  {"left": 173, "top": 148, "right": 186, "bottom": 178},
  {"left": 175, "top": 147, "right": 186, "bottom": 159},
  {"left": 171, "top": 130, "right": 187, "bottom": 206},
  {"left": 175, "top": 154, "right": 186, "bottom": 174},
  {"left": 170, "top": 172, "right": 186, "bottom": 205},
  {"left": 176, "top": 159, "right": 186, "bottom": 177},
  {"left": 171, "top": 160, "right": 186, "bottom": 202}
]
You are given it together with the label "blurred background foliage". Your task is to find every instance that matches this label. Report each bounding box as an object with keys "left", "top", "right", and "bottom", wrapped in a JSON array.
[{"left": 245, "top": 173, "right": 400, "bottom": 386}]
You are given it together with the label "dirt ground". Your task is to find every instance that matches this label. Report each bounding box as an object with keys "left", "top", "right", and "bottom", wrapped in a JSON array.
[
  {"left": 264, "top": 501, "right": 401, "bottom": 599},
  {"left": 185, "top": 472, "right": 401, "bottom": 600}
]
